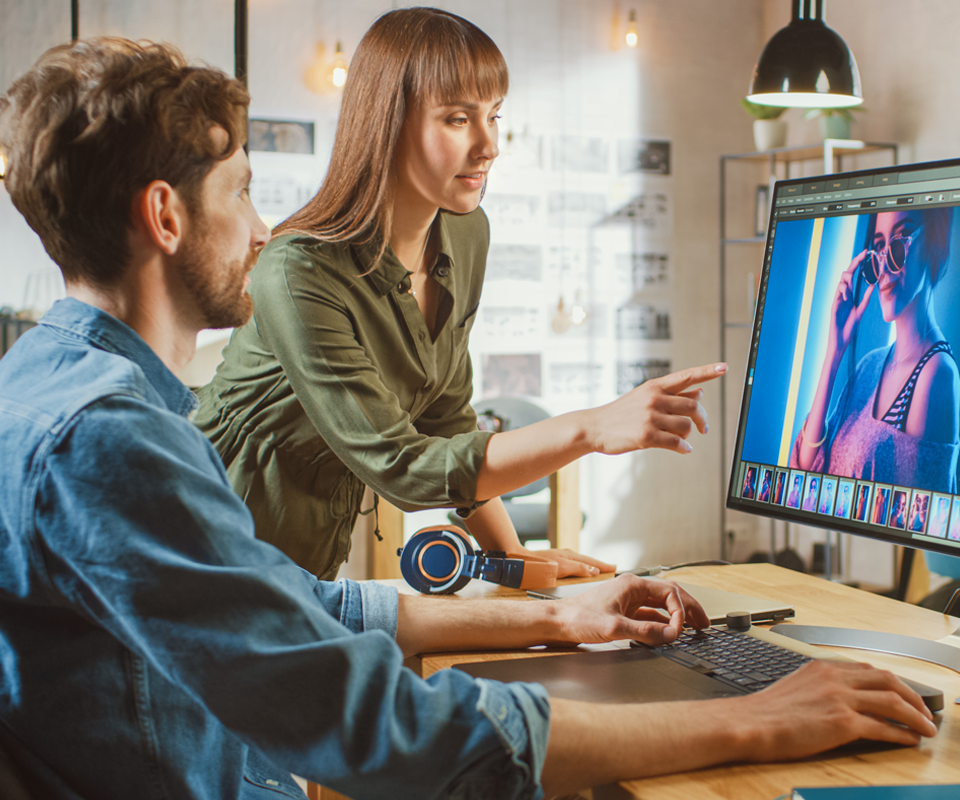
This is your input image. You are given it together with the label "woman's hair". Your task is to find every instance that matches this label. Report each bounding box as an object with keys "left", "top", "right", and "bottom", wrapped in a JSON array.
[
  {"left": 0, "top": 37, "right": 248, "bottom": 287},
  {"left": 275, "top": 7, "right": 508, "bottom": 263},
  {"left": 918, "top": 206, "right": 954, "bottom": 287}
]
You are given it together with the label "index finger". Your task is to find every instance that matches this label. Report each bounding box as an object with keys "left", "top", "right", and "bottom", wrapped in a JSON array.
[
  {"left": 641, "top": 579, "right": 710, "bottom": 630},
  {"left": 845, "top": 248, "right": 871, "bottom": 276},
  {"left": 655, "top": 363, "right": 728, "bottom": 395}
]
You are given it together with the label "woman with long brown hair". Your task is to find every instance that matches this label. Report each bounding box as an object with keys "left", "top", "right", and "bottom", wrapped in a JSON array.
[{"left": 195, "top": 6, "right": 725, "bottom": 581}]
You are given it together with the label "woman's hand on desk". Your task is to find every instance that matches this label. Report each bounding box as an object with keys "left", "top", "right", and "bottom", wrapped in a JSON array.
[
  {"left": 530, "top": 547, "right": 615, "bottom": 579},
  {"left": 555, "top": 574, "right": 710, "bottom": 646}
]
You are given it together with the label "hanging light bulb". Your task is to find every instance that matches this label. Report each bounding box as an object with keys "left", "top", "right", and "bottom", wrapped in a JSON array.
[
  {"left": 609, "top": 8, "right": 622, "bottom": 51},
  {"left": 330, "top": 41, "right": 348, "bottom": 89},
  {"left": 0, "top": 150, "right": 7, "bottom": 180},
  {"left": 551, "top": 296, "right": 572, "bottom": 334},
  {"left": 304, "top": 42, "right": 329, "bottom": 95},
  {"left": 570, "top": 291, "right": 588, "bottom": 326},
  {"left": 625, "top": 10, "right": 638, "bottom": 48}
]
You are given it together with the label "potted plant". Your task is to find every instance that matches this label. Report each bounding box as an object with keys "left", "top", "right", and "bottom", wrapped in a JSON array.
[
  {"left": 803, "top": 107, "right": 863, "bottom": 140},
  {"left": 741, "top": 98, "right": 787, "bottom": 151}
]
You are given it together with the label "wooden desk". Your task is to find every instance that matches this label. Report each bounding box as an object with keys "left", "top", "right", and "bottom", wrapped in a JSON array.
[{"left": 417, "top": 563, "right": 960, "bottom": 799}]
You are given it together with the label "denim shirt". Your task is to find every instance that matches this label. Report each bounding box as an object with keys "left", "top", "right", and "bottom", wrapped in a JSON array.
[{"left": 0, "top": 298, "right": 549, "bottom": 800}]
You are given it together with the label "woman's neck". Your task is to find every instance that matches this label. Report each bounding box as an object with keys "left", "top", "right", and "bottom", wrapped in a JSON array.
[
  {"left": 390, "top": 200, "right": 439, "bottom": 271},
  {"left": 894, "top": 295, "right": 938, "bottom": 358}
]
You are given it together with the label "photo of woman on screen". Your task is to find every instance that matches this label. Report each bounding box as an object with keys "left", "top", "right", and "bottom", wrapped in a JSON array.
[
  {"left": 773, "top": 469, "right": 788, "bottom": 505},
  {"left": 871, "top": 486, "right": 890, "bottom": 525},
  {"left": 791, "top": 208, "right": 960, "bottom": 494},
  {"left": 890, "top": 489, "right": 909, "bottom": 530},
  {"left": 834, "top": 480, "right": 854, "bottom": 518}
]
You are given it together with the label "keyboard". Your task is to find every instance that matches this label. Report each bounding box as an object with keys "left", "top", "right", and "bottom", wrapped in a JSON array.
[{"left": 655, "top": 626, "right": 812, "bottom": 692}]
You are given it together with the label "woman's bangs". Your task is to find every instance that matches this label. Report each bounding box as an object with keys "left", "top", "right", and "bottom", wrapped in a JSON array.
[{"left": 413, "top": 31, "right": 508, "bottom": 106}]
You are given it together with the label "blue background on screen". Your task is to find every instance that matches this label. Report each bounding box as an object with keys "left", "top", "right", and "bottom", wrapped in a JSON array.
[{"left": 739, "top": 209, "right": 960, "bottom": 467}]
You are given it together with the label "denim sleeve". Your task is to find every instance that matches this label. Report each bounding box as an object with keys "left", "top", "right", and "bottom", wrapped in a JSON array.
[
  {"left": 329, "top": 578, "right": 398, "bottom": 637},
  {"left": 446, "top": 680, "right": 550, "bottom": 800},
  {"left": 33, "top": 396, "right": 546, "bottom": 799}
]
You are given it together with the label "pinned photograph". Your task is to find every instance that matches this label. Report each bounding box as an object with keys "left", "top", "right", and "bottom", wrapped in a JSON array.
[{"left": 248, "top": 118, "right": 315, "bottom": 154}]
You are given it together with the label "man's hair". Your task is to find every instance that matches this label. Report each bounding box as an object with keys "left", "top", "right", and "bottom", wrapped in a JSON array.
[{"left": 0, "top": 37, "right": 249, "bottom": 287}]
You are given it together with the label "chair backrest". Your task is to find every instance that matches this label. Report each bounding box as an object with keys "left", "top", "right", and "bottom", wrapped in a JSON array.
[{"left": 474, "top": 396, "right": 550, "bottom": 499}]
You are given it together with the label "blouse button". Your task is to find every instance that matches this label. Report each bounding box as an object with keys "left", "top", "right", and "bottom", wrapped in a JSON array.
[{"left": 435, "top": 267, "right": 450, "bottom": 278}]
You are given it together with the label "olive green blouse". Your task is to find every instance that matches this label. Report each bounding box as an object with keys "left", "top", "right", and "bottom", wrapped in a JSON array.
[{"left": 194, "top": 209, "right": 493, "bottom": 579}]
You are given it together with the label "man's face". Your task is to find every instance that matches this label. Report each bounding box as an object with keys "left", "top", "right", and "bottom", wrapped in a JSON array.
[{"left": 177, "top": 143, "right": 270, "bottom": 330}]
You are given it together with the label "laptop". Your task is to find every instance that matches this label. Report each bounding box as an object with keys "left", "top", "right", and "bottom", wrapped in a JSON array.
[{"left": 527, "top": 579, "right": 796, "bottom": 626}]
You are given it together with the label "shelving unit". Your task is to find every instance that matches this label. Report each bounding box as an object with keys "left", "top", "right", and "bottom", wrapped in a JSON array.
[{"left": 718, "top": 140, "right": 899, "bottom": 564}]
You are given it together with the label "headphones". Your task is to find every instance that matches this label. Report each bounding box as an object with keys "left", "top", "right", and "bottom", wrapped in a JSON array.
[{"left": 397, "top": 525, "right": 558, "bottom": 595}]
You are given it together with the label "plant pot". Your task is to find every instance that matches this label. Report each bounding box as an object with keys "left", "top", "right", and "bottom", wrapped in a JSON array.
[
  {"left": 753, "top": 119, "right": 787, "bottom": 151},
  {"left": 819, "top": 114, "right": 851, "bottom": 140}
]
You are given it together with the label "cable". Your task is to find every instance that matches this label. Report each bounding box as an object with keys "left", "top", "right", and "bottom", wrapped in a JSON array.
[{"left": 616, "top": 560, "right": 732, "bottom": 577}]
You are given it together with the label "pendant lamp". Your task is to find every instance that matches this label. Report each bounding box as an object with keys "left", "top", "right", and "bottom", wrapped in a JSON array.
[{"left": 748, "top": 0, "right": 861, "bottom": 109}]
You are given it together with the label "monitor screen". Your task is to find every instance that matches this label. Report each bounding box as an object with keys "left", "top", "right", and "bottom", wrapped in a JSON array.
[{"left": 727, "top": 158, "right": 960, "bottom": 559}]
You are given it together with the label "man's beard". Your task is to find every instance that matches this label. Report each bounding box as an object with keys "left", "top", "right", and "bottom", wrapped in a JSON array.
[{"left": 177, "top": 219, "right": 256, "bottom": 330}]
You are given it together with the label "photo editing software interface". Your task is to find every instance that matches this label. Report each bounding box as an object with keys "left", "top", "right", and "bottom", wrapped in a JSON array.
[{"left": 728, "top": 158, "right": 960, "bottom": 558}]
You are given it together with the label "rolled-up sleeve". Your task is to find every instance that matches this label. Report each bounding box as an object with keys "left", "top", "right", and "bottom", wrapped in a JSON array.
[{"left": 449, "top": 679, "right": 550, "bottom": 800}]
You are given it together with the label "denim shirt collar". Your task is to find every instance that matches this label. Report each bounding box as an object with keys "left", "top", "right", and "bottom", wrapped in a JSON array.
[{"left": 39, "top": 297, "right": 199, "bottom": 419}]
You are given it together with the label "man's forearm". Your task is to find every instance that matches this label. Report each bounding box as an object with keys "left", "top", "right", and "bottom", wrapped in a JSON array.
[
  {"left": 540, "top": 697, "right": 747, "bottom": 794},
  {"left": 395, "top": 593, "right": 563, "bottom": 656},
  {"left": 540, "top": 660, "right": 936, "bottom": 795}
]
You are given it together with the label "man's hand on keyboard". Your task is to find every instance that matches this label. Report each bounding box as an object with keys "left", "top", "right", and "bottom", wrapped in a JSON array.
[
  {"left": 554, "top": 574, "right": 711, "bottom": 646},
  {"left": 735, "top": 660, "right": 938, "bottom": 757}
]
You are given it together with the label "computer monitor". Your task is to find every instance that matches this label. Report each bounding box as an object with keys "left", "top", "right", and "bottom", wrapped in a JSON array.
[{"left": 727, "top": 157, "right": 960, "bottom": 567}]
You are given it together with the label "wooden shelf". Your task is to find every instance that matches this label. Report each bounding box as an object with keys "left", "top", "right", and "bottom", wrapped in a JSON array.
[{"left": 721, "top": 140, "right": 899, "bottom": 165}]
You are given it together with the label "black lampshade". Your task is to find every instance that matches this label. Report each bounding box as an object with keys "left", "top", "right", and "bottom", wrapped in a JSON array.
[{"left": 748, "top": 0, "right": 862, "bottom": 109}]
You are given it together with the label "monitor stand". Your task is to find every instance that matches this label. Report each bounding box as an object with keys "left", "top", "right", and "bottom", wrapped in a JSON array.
[
  {"left": 772, "top": 548, "right": 960, "bottom": 675},
  {"left": 771, "top": 624, "right": 960, "bottom": 676}
]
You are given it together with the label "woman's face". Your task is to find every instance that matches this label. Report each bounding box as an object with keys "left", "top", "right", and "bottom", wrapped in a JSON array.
[
  {"left": 873, "top": 210, "right": 927, "bottom": 323},
  {"left": 393, "top": 94, "right": 502, "bottom": 216}
]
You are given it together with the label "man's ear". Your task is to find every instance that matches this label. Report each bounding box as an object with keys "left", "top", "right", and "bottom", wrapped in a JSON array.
[{"left": 132, "top": 180, "right": 187, "bottom": 256}]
